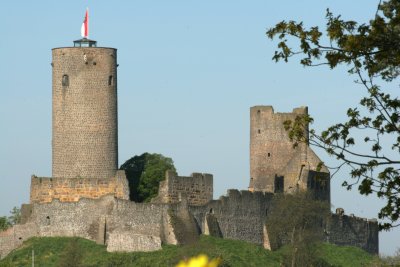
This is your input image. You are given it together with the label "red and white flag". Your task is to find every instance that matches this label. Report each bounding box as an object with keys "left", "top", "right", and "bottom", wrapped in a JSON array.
[{"left": 81, "top": 9, "right": 89, "bottom": 38}]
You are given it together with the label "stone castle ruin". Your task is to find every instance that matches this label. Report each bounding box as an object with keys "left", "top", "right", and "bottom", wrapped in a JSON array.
[{"left": 0, "top": 38, "right": 379, "bottom": 259}]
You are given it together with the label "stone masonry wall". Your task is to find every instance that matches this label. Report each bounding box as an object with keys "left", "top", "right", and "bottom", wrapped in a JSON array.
[
  {"left": 326, "top": 210, "right": 379, "bottom": 254},
  {"left": 153, "top": 171, "right": 213, "bottom": 206},
  {"left": 52, "top": 47, "right": 118, "bottom": 179},
  {"left": 30, "top": 170, "right": 129, "bottom": 203},
  {"left": 190, "top": 189, "right": 274, "bottom": 246},
  {"left": 250, "top": 106, "right": 309, "bottom": 192},
  {"left": 249, "top": 106, "right": 329, "bottom": 195},
  {"left": 0, "top": 196, "right": 190, "bottom": 258}
]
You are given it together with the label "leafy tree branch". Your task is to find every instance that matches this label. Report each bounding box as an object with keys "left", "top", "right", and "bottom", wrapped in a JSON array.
[{"left": 268, "top": 0, "right": 400, "bottom": 229}]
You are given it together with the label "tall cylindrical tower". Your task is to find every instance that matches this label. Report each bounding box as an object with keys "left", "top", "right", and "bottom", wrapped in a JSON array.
[{"left": 52, "top": 39, "right": 118, "bottom": 179}]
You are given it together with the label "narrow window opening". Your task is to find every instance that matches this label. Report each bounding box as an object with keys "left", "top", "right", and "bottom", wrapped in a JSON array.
[
  {"left": 265, "top": 208, "right": 268, "bottom": 216},
  {"left": 108, "top": 75, "right": 113, "bottom": 86},
  {"left": 209, "top": 208, "right": 213, "bottom": 214},
  {"left": 62, "top": 75, "right": 69, "bottom": 87},
  {"left": 257, "top": 110, "right": 261, "bottom": 115},
  {"left": 258, "top": 129, "right": 261, "bottom": 134},
  {"left": 267, "top": 153, "right": 271, "bottom": 157},
  {"left": 274, "top": 176, "right": 284, "bottom": 193}
]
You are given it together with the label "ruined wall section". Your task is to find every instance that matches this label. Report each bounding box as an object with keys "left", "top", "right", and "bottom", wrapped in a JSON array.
[
  {"left": 153, "top": 171, "right": 213, "bottom": 206},
  {"left": 30, "top": 170, "right": 129, "bottom": 203},
  {"left": 52, "top": 47, "right": 118, "bottom": 179},
  {"left": 326, "top": 209, "right": 379, "bottom": 254},
  {"left": 190, "top": 189, "right": 274, "bottom": 246},
  {"left": 0, "top": 223, "right": 37, "bottom": 259},
  {"left": 0, "top": 196, "right": 200, "bottom": 258}
]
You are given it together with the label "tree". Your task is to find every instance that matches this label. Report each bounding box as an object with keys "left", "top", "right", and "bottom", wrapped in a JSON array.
[
  {"left": 0, "top": 207, "right": 21, "bottom": 232},
  {"left": 266, "top": 192, "right": 330, "bottom": 267},
  {"left": 0, "top": 217, "right": 10, "bottom": 231},
  {"left": 120, "top": 153, "right": 176, "bottom": 202},
  {"left": 267, "top": 0, "right": 400, "bottom": 229},
  {"left": 8, "top": 207, "right": 21, "bottom": 226}
]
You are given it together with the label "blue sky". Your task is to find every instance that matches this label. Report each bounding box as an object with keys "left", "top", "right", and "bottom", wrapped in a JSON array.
[{"left": 0, "top": 0, "right": 398, "bottom": 255}]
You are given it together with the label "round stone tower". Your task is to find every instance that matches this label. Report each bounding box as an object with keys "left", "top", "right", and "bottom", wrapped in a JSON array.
[{"left": 52, "top": 38, "right": 118, "bottom": 179}]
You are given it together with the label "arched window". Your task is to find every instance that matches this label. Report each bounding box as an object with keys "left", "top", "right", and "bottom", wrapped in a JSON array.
[
  {"left": 108, "top": 75, "right": 113, "bottom": 86},
  {"left": 62, "top": 75, "right": 69, "bottom": 86}
]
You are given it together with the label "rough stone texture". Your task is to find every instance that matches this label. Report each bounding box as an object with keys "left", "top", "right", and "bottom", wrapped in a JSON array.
[
  {"left": 30, "top": 170, "right": 129, "bottom": 203},
  {"left": 153, "top": 171, "right": 213, "bottom": 206},
  {"left": 326, "top": 212, "right": 379, "bottom": 254},
  {"left": 0, "top": 195, "right": 201, "bottom": 259},
  {"left": 190, "top": 188, "right": 378, "bottom": 254},
  {"left": 190, "top": 189, "right": 274, "bottom": 246},
  {"left": 204, "top": 214, "right": 222, "bottom": 238},
  {"left": 107, "top": 232, "right": 161, "bottom": 252},
  {"left": 249, "top": 106, "right": 330, "bottom": 201},
  {"left": 167, "top": 198, "right": 200, "bottom": 245},
  {"left": 0, "top": 223, "right": 37, "bottom": 259},
  {"left": 52, "top": 47, "right": 118, "bottom": 179}
]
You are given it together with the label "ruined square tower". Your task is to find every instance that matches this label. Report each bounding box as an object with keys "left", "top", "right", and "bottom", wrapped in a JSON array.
[{"left": 249, "top": 106, "right": 330, "bottom": 201}]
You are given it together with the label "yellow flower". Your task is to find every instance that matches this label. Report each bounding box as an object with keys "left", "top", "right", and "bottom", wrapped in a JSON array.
[{"left": 176, "top": 254, "right": 221, "bottom": 267}]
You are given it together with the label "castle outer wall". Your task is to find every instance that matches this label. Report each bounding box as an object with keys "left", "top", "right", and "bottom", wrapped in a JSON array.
[
  {"left": 152, "top": 171, "right": 213, "bottom": 206},
  {"left": 52, "top": 47, "right": 118, "bottom": 179}
]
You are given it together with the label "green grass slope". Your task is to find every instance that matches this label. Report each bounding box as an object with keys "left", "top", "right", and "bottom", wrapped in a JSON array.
[{"left": 0, "top": 236, "right": 377, "bottom": 267}]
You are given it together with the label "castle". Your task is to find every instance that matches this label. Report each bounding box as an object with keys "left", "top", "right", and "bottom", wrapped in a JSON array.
[{"left": 0, "top": 37, "right": 379, "bottom": 259}]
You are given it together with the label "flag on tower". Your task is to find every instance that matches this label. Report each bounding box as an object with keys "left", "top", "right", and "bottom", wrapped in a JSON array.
[{"left": 81, "top": 9, "right": 89, "bottom": 38}]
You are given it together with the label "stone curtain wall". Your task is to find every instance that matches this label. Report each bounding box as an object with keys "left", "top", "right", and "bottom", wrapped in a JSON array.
[
  {"left": 190, "top": 189, "right": 274, "bottom": 246},
  {"left": 154, "top": 171, "right": 213, "bottom": 206},
  {"left": 0, "top": 196, "right": 192, "bottom": 258},
  {"left": 190, "top": 190, "right": 378, "bottom": 254},
  {"left": 52, "top": 47, "right": 118, "bottom": 179},
  {"left": 326, "top": 211, "right": 379, "bottom": 254},
  {"left": 30, "top": 170, "right": 129, "bottom": 203}
]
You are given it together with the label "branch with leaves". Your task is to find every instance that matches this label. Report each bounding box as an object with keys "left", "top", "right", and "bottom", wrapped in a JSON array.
[{"left": 268, "top": 0, "right": 400, "bottom": 229}]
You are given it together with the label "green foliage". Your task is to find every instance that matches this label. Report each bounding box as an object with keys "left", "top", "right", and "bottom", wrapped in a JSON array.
[
  {"left": 268, "top": 0, "right": 400, "bottom": 229},
  {"left": 120, "top": 152, "right": 176, "bottom": 203},
  {"left": 8, "top": 207, "right": 21, "bottom": 226},
  {"left": 0, "top": 236, "right": 378, "bottom": 267},
  {"left": 266, "top": 192, "right": 330, "bottom": 266},
  {"left": 0, "top": 217, "right": 10, "bottom": 231},
  {"left": 0, "top": 207, "right": 21, "bottom": 232}
]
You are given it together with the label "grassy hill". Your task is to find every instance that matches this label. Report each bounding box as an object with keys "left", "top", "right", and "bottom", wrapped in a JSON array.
[{"left": 0, "top": 235, "right": 378, "bottom": 267}]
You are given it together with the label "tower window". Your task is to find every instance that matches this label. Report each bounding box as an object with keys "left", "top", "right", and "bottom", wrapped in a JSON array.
[
  {"left": 108, "top": 75, "right": 113, "bottom": 86},
  {"left": 62, "top": 75, "right": 69, "bottom": 87},
  {"left": 274, "top": 176, "right": 284, "bottom": 193},
  {"left": 267, "top": 153, "right": 271, "bottom": 157},
  {"left": 258, "top": 129, "right": 261, "bottom": 134}
]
